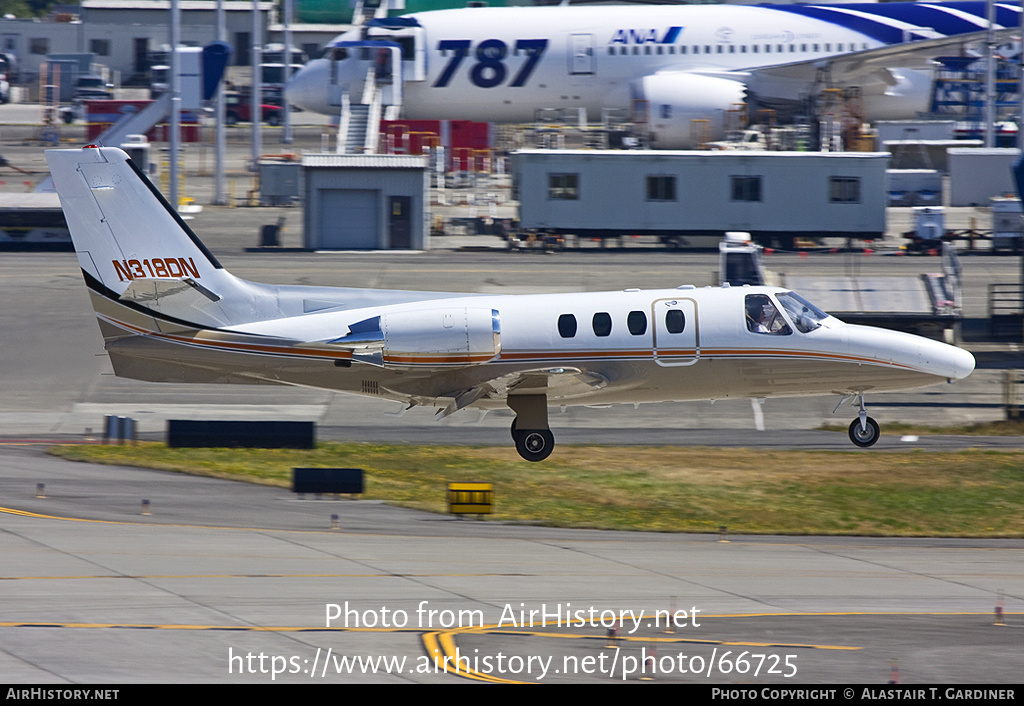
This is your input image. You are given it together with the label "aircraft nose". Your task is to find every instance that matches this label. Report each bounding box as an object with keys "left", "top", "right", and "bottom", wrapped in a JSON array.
[
  {"left": 921, "top": 338, "right": 975, "bottom": 380},
  {"left": 285, "top": 59, "right": 328, "bottom": 113}
]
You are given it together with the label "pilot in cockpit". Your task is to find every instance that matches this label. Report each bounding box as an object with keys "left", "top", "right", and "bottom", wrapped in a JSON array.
[{"left": 745, "top": 294, "right": 791, "bottom": 335}]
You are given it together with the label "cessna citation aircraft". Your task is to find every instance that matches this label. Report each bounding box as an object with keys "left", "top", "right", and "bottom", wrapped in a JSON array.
[
  {"left": 286, "top": 1, "right": 1020, "bottom": 146},
  {"left": 46, "top": 146, "right": 975, "bottom": 461}
]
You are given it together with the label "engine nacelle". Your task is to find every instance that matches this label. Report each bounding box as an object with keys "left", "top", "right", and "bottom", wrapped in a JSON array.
[
  {"left": 382, "top": 307, "right": 500, "bottom": 368},
  {"left": 634, "top": 73, "right": 747, "bottom": 149}
]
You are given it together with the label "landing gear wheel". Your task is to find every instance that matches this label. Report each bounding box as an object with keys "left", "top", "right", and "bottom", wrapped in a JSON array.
[
  {"left": 514, "top": 428, "right": 554, "bottom": 462},
  {"left": 848, "top": 416, "right": 880, "bottom": 448}
]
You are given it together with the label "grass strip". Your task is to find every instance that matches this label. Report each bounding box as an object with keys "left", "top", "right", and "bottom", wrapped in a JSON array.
[{"left": 49, "top": 442, "right": 1024, "bottom": 537}]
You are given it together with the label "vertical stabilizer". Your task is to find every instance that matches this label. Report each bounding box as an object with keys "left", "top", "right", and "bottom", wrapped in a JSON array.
[
  {"left": 45, "top": 146, "right": 224, "bottom": 296},
  {"left": 45, "top": 146, "right": 282, "bottom": 330}
]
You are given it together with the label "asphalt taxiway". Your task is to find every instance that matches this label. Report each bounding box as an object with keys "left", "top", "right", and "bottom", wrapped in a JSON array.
[
  {"left": 2, "top": 444, "right": 1022, "bottom": 684},
  {"left": 2, "top": 116, "right": 1022, "bottom": 684}
]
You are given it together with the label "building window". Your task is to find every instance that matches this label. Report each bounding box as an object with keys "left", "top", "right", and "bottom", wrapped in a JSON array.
[
  {"left": 30, "top": 38, "right": 49, "bottom": 55},
  {"left": 90, "top": 39, "right": 111, "bottom": 57},
  {"left": 592, "top": 312, "right": 612, "bottom": 337},
  {"left": 665, "top": 309, "right": 685, "bottom": 334},
  {"left": 731, "top": 176, "right": 762, "bottom": 202},
  {"left": 646, "top": 175, "right": 676, "bottom": 202},
  {"left": 627, "top": 311, "right": 647, "bottom": 335},
  {"left": 548, "top": 173, "right": 579, "bottom": 200},
  {"left": 830, "top": 177, "right": 861, "bottom": 203},
  {"left": 558, "top": 313, "right": 577, "bottom": 338}
]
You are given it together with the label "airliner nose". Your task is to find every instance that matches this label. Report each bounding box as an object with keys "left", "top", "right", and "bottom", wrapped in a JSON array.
[{"left": 285, "top": 59, "right": 328, "bottom": 114}]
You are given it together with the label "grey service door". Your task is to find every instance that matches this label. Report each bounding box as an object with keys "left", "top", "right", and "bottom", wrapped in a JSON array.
[{"left": 319, "top": 189, "right": 379, "bottom": 249}]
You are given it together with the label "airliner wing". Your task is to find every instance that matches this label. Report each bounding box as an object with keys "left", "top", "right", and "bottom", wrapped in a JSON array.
[{"left": 743, "top": 27, "right": 1017, "bottom": 97}]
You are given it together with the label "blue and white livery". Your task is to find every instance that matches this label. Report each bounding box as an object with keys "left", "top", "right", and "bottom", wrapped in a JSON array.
[{"left": 286, "top": 2, "right": 1020, "bottom": 146}]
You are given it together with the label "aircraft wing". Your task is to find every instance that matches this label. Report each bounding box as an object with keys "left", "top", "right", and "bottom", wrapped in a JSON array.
[
  {"left": 427, "top": 367, "right": 609, "bottom": 419},
  {"left": 740, "top": 27, "right": 1017, "bottom": 100}
]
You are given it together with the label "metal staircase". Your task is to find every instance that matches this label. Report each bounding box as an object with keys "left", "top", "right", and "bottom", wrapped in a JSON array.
[{"left": 336, "top": 46, "right": 404, "bottom": 154}]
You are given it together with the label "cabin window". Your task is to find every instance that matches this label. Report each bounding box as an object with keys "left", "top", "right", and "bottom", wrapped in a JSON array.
[
  {"left": 829, "top": 176, "right": 860, "bottom": 204},
  {"left": 548, "top": 173, "right": 579, "bottom": 200},
  {"left": 656, "top": 46, "right": 663, "bottom": 55},
  {"left": 728, "top": 45, "right": 735, "bottom": 53},
  {"left": 558, "top": 314, "right": 577, "bottom": 338},
  {"left": 646, "top": 175, "right": 676, "bottom": 202},
  {"left": 592, "top": 312, "right": 612, "bottom": 337},
  {"left": 730, "top": 175, "right": 762, "bottom": 202},
  {"left": 671, "top": 46, "right": 677, "bottom": 54},
  {"left": 813, "top": 44, "right": 819, "bottom": 52},
  {"left": 608, "top": 47, "right": 615, "bottom": 56},
  {"left": 627, "top": 311, "right": 648, "bottom": 336},
  {"left": 716, "top": 45, "right": 723, "bottom": 54},
  {"left": 745, "top": 294, "right": 791, "bottom": 335},
  {"left": 752, "top": 45, "right": 759, "bottom": 53},
  {"left": 665, "top": 309, "right": 685, "bottom": 334}
]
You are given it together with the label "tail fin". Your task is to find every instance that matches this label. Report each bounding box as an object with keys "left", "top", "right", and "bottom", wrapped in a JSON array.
[
  {"left": 45, "top": 146, "right": 223, "bottom": 294},
  {"left": 45, "top": 146, "right": 275, "bottom": 329}
]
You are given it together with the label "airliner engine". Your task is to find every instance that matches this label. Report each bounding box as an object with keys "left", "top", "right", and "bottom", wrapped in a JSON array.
[{"left": 634, "top": 73, "right": 747, "bottom": 148}]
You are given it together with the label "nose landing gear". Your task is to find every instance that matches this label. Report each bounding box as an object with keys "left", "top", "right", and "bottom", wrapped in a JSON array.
[
  {"left": 839, "top": 393, "right": 880, "bottom": 448},
  {"left": 849, "top": 415, "right": 880, "bottom": 447}
]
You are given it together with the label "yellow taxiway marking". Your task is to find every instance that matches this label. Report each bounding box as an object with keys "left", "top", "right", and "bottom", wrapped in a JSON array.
[{"left": 5, "top": 613, "right": 1016, "bottom": 683}]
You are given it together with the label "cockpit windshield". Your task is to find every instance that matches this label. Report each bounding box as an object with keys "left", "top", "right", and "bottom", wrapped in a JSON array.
[{"left": 776, "top": 292, "right": 830, "bottom": 333}]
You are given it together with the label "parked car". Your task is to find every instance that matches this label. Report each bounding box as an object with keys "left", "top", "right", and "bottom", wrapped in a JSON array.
[
  {"left": 73, "top": 75, "right": 114, "bottom": 101},
  {"left": 224, "top": 91, "right": 283, "bottom": 126}
]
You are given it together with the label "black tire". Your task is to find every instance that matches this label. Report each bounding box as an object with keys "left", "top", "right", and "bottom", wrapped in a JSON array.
[
  {"left": 225, "top": 111, "right": 238, "bottom": 126},
  {"left": 848, "top": 417, "right": 880, "bottom": 448},
  {"left": 515, "top": 428, "right": 554, "bottom": 462},
  {"left": 510, "top": 418, "right": 517, "bottom": 441},
  {"left": 266, "top": 112, "right": 281, "bottom": 127}
]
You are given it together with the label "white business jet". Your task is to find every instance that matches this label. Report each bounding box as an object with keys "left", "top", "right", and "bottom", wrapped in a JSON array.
[
  {"left": 46, "top": 146, "right": 974, "bottom": 460},
  {"left": 285, "top": 1, "right": 1018, "bottom": 147}
]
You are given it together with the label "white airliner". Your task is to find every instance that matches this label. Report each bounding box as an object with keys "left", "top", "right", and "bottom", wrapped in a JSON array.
[
  {"left": 285, "top": 1, "right": 1019, "bottom": 146},
  {"left": 46, "top": 146, "right": 975, "bottom": 460}
]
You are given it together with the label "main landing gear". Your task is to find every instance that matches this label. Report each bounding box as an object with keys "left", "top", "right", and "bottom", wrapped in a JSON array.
[
  {"left": 508, "top": 394, "right": 554, "bottom": 462},
  {"left": 841, "top": 393, "right": 880, "bottom": 448}
]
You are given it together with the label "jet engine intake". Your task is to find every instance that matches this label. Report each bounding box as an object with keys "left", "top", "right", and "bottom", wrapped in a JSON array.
[{"left": 634, "top": 73, "right": 747, "bottom": 149}]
